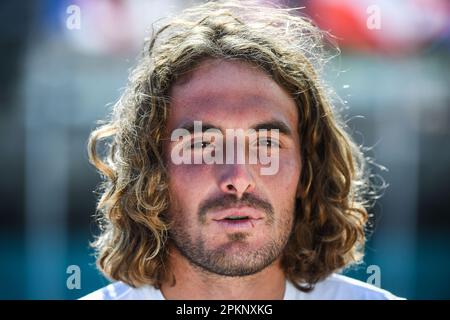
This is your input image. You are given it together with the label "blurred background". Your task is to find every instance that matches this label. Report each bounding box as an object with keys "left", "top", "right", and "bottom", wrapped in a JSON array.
[{"left": 0, "top": 0, "right": 449, "bottom": 299}]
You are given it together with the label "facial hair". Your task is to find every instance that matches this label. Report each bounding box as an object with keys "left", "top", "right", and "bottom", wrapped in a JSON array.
[{"left": 169, "top": 193, "right": 295, "bottom": 277}]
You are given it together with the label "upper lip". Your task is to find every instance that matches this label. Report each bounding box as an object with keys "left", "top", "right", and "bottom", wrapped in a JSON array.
[{"left": 210, "top": 206, "right": 264, "bottom": 221}]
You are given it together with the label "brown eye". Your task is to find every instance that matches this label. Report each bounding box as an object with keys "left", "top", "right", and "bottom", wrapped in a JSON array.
[
  {"left": 191, "top": 141, "right": 210, "bottom": 149},
  {"left": 258, "top": 138, "right": 279, "bottom": 148}
]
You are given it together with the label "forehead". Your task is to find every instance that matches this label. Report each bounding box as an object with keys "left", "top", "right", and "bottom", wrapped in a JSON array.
[{"left": 167, "top": 59, "right": 298, "bottom": 130}]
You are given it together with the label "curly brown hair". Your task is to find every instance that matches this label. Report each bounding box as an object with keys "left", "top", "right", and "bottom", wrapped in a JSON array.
[{"left": 88, "top": 0, "right": 372, "bottom": 292}]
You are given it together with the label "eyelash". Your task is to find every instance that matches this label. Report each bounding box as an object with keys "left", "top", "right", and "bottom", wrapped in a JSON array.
[
  {"left": 188, "top": 138, "right": 281, "bottom": 149},
  {"left": 256, "top": 138, "right": 280, "bottom": 148},
  {"left": 190, "top": 141, "right": 211, "bottom": 149}
]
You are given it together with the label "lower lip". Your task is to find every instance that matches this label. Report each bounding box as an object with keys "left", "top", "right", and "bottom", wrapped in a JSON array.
[{"left": 213, "top": 219, "right": 262, "bottom": 230}]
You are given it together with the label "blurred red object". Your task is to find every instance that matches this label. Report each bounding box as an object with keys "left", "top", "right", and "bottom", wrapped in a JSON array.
[{"left": 305, "top": 0, "right": 450, "bottom": 55}]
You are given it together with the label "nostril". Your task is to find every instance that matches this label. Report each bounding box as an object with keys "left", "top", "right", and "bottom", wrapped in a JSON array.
[{"left": 226, "top": 184, "right": 235, "bottom": 191}]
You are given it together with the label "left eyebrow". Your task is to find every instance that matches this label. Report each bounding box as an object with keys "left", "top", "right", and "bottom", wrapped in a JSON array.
[
  {"left": 250, "top": 120, "right": 293, "bottom": 137},
  {"left": 176, "top": 119, "right": 293, "bottom": 136}
]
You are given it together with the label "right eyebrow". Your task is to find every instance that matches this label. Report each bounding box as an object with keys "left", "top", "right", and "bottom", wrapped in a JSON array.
[{"left": 177, "top": 121, "right": 222, "bottom": 134}]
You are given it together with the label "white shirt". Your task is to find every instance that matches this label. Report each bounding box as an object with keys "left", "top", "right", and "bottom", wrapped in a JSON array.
[{"left": 81, "top": 273, "right": 404, "bottom": 300}]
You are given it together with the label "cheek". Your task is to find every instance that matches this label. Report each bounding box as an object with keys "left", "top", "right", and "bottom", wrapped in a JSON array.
[
  {"left": 259, "top": 153, "right": 301, "bottom": 210},
  {"left": 273, "top": 153, "right": 301, "bottom": 189},
  {"left": 168, "top": 163, "right": 213, "bottom": 185},
  {"left": 167, "top": 164, "right": 213, "bottom": 209}
]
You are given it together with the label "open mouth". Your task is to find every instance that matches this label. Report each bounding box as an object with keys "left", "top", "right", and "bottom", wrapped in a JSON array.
[
  {"left": 223, "top": 215, "right": 250, "bottom": 221},
  {"left": 209, "top": 207, "right": 264, "bottom": 230},
  {"left": 212, "top": 213, "right": 263, "bottom": 230}
]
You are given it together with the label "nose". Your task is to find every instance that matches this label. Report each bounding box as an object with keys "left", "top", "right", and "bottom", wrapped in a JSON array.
[{"left": 218, "top": 164, "right": 256, "bottom": 199}]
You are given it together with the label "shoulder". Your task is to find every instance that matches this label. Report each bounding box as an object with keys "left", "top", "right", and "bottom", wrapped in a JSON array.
[
  {"left": 79, "top": 281, "right": 165, "bottom": 300},
  {"left": 286, "top": 273, "right": 405, "bottom": 300}
]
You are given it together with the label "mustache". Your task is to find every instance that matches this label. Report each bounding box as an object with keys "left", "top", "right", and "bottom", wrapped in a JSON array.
[{"left": 198, "top": 193, "right": 274, "bottom": 222}]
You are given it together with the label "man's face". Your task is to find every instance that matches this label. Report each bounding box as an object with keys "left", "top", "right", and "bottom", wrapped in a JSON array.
[{"left": 163, "top": 59, "right": 301, "bottom": 277}]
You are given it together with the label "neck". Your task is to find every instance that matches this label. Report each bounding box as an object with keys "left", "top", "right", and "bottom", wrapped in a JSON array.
[{"left": 160, "top": 247, "right": 286, "bottom": 300}]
